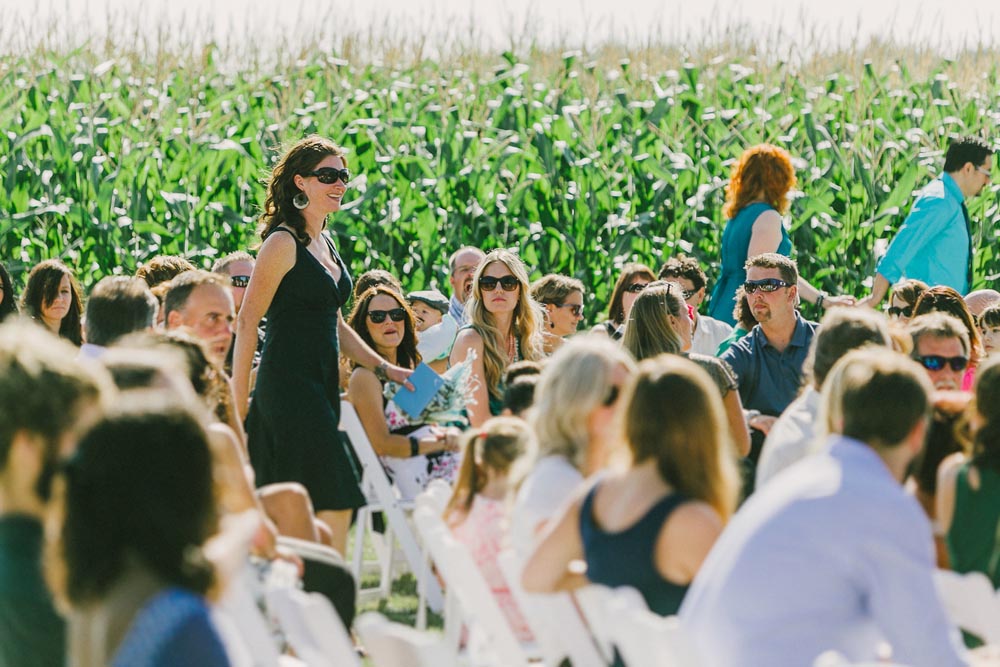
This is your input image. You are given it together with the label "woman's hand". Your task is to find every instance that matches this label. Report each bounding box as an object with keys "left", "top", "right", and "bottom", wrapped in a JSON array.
[
  {"left": 821, "top": 294, "right": 857, "bottom": 308},
  {"left": 385, "top": 363, "right": 414, "bottom": 389}
]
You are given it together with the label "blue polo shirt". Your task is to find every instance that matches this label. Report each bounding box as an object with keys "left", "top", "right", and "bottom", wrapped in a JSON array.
[
  {"left": 720, "top": 313, "right": 818, "bottom": 417},
  {"left": 876, "top": 173, "right": 971, "bottom": 294}
]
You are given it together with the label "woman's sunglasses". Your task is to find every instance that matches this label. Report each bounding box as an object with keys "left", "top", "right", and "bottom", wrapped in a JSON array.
[
  {"left": 480, "top": 275, "right": 520, "bottom": 292},
  {"left": 887, "top": 305, "right": 913, "bottom": 318},
  {"left": 625, "top": 282, "right": 649, "bottom": 293},
  {"left": 368, "top": 308, "right": 406, "bottom": 324},
  {"left": 555, "top": 303, "right": 583, "bottom": 317},
  {"left": 306, "top": 167, "right": 351, "bottom": 184}
]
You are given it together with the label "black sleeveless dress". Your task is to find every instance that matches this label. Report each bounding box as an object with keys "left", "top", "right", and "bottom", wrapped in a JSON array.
[{"left": 245, "top": 228, "right": 365, "bottom": 511}]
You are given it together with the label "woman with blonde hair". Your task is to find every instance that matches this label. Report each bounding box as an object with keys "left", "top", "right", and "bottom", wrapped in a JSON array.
[
  {"left": 510, "top": 335, "right": 636, "bottom": 555},
  {"left": 623, "top": 281, "right": 751, "bottom": 457},
  {"left": 708, "top": 143, "right": 852, "bottom": 325},
  {"left": 522, "top": 355, "right": 740, "bottom": 619},
  {"left": 449, "top": 249, "right": 544, "bottom": 427}
]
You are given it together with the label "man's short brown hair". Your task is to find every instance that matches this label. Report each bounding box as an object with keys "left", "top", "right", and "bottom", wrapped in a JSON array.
[{"left": 745, "top": 253, "right": 798, "bottom": 286}]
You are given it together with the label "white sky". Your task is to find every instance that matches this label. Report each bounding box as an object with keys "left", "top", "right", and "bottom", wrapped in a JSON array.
[{"left": 4, "top": 0, "right": 1000, "bottom": 56}]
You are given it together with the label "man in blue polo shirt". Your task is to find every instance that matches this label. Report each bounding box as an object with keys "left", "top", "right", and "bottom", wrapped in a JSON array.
[
  {"left": 860, "top": 135, "right": 994, "bottom": 307},
  {"left": 721, "top": 254, "right": 818, "bottom": 466}
]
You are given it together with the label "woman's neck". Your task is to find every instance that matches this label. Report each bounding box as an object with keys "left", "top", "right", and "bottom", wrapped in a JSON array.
[
  {"left": 492, "top": 311, "right": 515, "bottom": 337},
  {"left": 301, "top": 210, "right": 326, "bottom": 241},
  {"left": 376, "top": 345, "right": 398, "bottom": 365},
  {"left": 40, "top": 315, "right": 60, "bottom": 334},
  {"left": 478, "top": 469, "right": 510, "bottom": 501}
]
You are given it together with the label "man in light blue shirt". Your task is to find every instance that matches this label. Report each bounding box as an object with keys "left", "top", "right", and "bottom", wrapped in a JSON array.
[
  {"left": 446, "top": 246, "right": 484, "bottom": 325},
  {"left": 860, "top": 135, "right": 994, "bottom": 306},
  {"left": 681, "top": 348, "right": 969, "bottom": 667}
]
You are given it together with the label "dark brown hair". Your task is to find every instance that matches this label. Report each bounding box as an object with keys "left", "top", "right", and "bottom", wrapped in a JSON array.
[
  {"left": 606, "top": 263, "right": 656, "bottom": 326},
  {"left": 347, "top": 286, "right": 421, "bottom": 371},
  {"left": 20, "top": 259, "right": 83, "bottom": 346}
]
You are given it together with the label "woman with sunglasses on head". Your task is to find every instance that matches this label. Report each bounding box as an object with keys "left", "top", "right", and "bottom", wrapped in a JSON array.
[
  {"left": 20, "top": 259, "right": 84, "bottom": 346},
  {"left": 623, "top": 281, "right": 751, "bottom": 457},
  {"left": 591, "top": 263, "right": 656, "bottom": 341},
  {"left": 530, "top": 273, "right": 585, "bottom": 355},
  {"left": 522, "top": 355, "right": 740, "bottom": 634},
  {"left": 708, "top": 143, "right": 854, "bottom": 326},
  {"left": 233, "top": 135, "right": 412, "bottom": 556},
  {"left": 449, "top": 249, "right": 544, "bottom": 428},
  {"left": 347, "top": 286, "right": 460, "bottom": 500},
  {"left": 511, "top": 335, "right": 636, "bottom": 556},
  {"left": 912, "top": 285, "right": 983, "bottom": 391}
]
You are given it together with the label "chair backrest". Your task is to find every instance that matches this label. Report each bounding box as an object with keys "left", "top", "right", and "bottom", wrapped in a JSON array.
[
  {"left": 573, "top": 584, "right": 617, "bottom": 660},
  {"left": 413, "top": 506, "right": 532, "bottom": 667},
  {"left": 355, "top": 611, "right": 454, "bottom": 667},
  {"left": 416, "top": 478, "right": 452, "bottom": 515},
  {"left": 214, "top": 565, "right": 284, "bottom": 667},
  {"left": 265, "top": 587, "right": 362, "bottom": 667},
  {"left": 604, "top": 587, "right": 704, "bottom": 667},
  {"left": 933, "top": 568, "right": 1000, "bottom": 644},
  {"left": 496, "top": 550, "right": 606, "bottom": 667}
]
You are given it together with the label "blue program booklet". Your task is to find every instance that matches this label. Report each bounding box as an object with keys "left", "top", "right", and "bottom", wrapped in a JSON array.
[{"left": 392, "top": 362, "right": 446, "bottom": 420}]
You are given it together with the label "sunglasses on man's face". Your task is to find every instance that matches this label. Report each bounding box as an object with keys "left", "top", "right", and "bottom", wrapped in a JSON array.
[
  {"left": 625, "top": 282, "right": 649, "bottom": 293},
  {"left": 681, "top": 288, "right": 697, "bottom": 300},
  {"left": 887, "top": 305, "right": 913, "bottom": 319},
  {"left": 230, "top": 275, "right": 251, "bottom": 288},
  {"left": 368, "top": 308, "right": 407, "bottom": 324},
  {"left": 743, "top": 278, "right": 792, "bottom": 294},
  {"left": 917, "top": 355, "right": 969, "bottom": 372},
  {"left": 480, "top": 275, "right": 520, "bottom": 292},
  {"left": 306, "top": 167, "right": 351, "bottom": 184}
]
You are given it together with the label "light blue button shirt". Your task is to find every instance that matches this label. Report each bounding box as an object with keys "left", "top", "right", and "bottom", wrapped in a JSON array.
[
  {"left": 680, "top": 435, "right": 969, "bottom": 667},
  {"left": 876, "top": 173, "right": 970, "bottom": 294}
]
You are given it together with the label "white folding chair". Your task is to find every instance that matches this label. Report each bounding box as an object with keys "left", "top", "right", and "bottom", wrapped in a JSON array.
[
  {"left": 340, "top": 400, "right": 443, "bottom": 611},
  {"left": 934, "top": 568, "right": 1000, "bottom": 644},
  {"left": 604, "top": 587, "right": 704, "bottom": 667},
  {"left": 355, "top": 611, "right": 455, "bottom": 667},
  {"left": 573, "top": 584, "right": 617, "bottom": 662},
  {"left": 265, "top": 586, "right": 362, "bottom": 667},
  {"left": 497, "top": 550, "right": 606, "bottom": 667},
  {"left": 413, "top": 505, "right": 532, "bottom": 667}
]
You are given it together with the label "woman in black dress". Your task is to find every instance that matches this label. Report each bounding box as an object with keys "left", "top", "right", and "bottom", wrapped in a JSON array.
[{"left": 233, "top": 135, "right": 411, "bottom": 556}]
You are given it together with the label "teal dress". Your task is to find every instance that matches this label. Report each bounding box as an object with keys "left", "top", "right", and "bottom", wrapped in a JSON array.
[{"left": 708, "top": 202, "right": 792, "bottom": 325}]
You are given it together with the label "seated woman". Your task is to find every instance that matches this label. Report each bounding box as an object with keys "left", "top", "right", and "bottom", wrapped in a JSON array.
[
  {"left": 60, "top": 395, "right": 231, "bottom": 666},
  {"left": 449, "top": 249, "right": 544, "bottom": 427},
  {"left": 530, "top": 274, "right": 585, "bottom": 355},
  {"left": 522, "top": 355, "right": 740, "bottom": 619},
  {"left": 886, "top": 278, "right": 929, "bottom": 325},
  {"left": 510, "top": 335, "right": 635, "bottom": 556},
  {"left": 348, "top": 285, "right": 461, "bottom": 500},
  {"left": 623, "top": 281, "right": 751, "bottom": 457},
  {"left": 591, "top": 263, "right": 655, "bottom": 341},
  {"left": 20, "top": 259, "right": 83, "bottom": 346}
]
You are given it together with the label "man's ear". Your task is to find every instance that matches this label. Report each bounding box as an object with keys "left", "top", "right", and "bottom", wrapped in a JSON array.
[{"left": 165, "top": 309, "right": 183, "bottom": 330}]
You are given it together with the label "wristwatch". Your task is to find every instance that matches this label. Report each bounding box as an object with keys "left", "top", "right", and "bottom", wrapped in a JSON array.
[{"left": 374, "top": 360, "right": 390, "bottom": 383}]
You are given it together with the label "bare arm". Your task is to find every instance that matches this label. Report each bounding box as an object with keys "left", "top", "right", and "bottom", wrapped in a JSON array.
[
  {"left": 521, "top": 496, "right": 589, "bottom": 593},
  {"left": 746, "top": 209, "right": 784, "bottom": 258},
  {"left": 233, "top": 232, "right": 295, "bottom": 419},
  {"left": 723, "top": 389, "right": 751, "bottom": 457},
  {"left": 936, "top": 452, "right": 967, "bottom": 536},
  {"left": 655, "top": 501, "right": 723, "bottom": 584},
  {"left": 857, "top": 273, "right": 891, "bottom": 309},
  {"left": 449, "top": 327, "right": 490, "bottom": 427}
]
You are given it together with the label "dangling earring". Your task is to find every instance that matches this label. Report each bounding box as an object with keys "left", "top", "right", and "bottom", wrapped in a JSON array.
[
  {"left": 293, "top": 192, "right": 309, "bottom": 210},
  {"left": 549, "top": 320, "right": 556, "bottom": 329}
]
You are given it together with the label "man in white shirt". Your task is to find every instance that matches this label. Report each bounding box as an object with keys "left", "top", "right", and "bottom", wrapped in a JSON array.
[
  {"left": 681, "top": 348, "right": 969, "bottom": 667},
  {"left": 756, "top": 308, "right": 892, "bottom": 488},
  {"left": 658, "top": 255, "right": 732, "bottom": 356}
]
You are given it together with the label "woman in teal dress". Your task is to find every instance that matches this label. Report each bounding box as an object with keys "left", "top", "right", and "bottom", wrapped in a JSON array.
[
  {"left": 233, "top": 135, "right": 412, "bottom": 556},
  {"left": 708, "top": 144, "right": 853, "bottom": 325}
]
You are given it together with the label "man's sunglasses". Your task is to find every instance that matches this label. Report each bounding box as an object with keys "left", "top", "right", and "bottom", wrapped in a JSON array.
[
  {"left": 887, "top": 305, "right": 913, "bottom": 319},
  {"left": 917, "top": 355, "right": 968, "bottom": 372},
  {"left": 230, "top": 275, "right": 251, "bottom": 288},
  {"left": 480, "top": 275, "right": 520, "bottom": 292},
  {"left": 743, "top": 278, "right": 792, "bottom": 294},
  {"left": 555, "top": 303, "right": 583, "bottom": 317},
  {"left": 305, "top": 167, "right": 351, "bottom": 184},
  {"left": 625, "top": 282, "right": 649, "bottom": 293},
  {"left": 681, "top": 288, "right": 696, "bottom": 300},
  {"left": 368, "top": 308, "right": 407, "bottom": 324}
]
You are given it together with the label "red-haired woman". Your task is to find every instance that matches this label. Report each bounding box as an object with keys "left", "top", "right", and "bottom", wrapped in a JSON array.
[{"left": 708, "top": 144, "right": 853, "bottom": 325}]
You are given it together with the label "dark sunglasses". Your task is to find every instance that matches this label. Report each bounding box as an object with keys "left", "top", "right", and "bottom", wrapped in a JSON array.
[
  {"left": 230, "top": 275, "right": 250, "bottom": 288},
  {"left": 625, "top": 282, "right": 649, "bottom": 293},
  {"left": 917, "top": 355, "right": 968, "bottom": 372},
  {"left": 602, "top": 385, "right": 620, "bottom": 407},
  {"left": 306, "top": 167, "right": 351, "bottom": 184},
  {"left": 681, "top": 288, "right": 696, "bottom": 300},
  {"left": 368, "top": 308, "right": 407, "bottom": 324},
  {"left": 887, "top": 305, "right": 913, "bottom": 318},
  {"left": 555, "top": 303, "right": 583, "bottom": 317},
  {"left": 743, "top": 278, "right": 792, "bottom": 294},
  {"left": 480, "top": 275, "right": 520, "bottom": 292}
]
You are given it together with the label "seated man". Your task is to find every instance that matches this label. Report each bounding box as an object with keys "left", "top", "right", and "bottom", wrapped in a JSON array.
[
  {"left": 0, "top": 321, "right": 110, "bottom": 667},
  {"left": 681, "top": 348, "right": 969, "bottom": 667},
  {"left": 80, "top": 276, "right": 159, "bottom": 359},
  {"left": 164, "top": 270, "right": 235, "bottom": 367},
  {"left": 909, "top": 313, "right": 971, "bottom": 391},
  {"left": 658, "top": 254, "right": 732, "bottom": 356}
]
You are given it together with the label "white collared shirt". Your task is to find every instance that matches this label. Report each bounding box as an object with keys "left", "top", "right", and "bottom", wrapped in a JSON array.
[
  {"left": 690, "top": 315, "right": 733, "bottom": 357},
  {"left": 755, "top": 386, "right": 823, "bottom": 489}
]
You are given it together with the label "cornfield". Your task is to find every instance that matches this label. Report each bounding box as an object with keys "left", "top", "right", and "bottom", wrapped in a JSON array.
[{"left": 3, "top": 23, "right": 1000, "bottom": 321}]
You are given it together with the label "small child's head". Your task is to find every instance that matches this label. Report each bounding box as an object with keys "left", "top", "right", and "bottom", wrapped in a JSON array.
[
  {"left": 408, "top": 290, "right": 449, "bottom": 332},
  {"left": 445, "top": 416, "right": 532, "bottom": 515}
]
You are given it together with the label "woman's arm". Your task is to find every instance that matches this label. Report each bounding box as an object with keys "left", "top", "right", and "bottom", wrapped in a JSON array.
[
  {"left": 346, "top": 368, "right": 453, "bottom": 458},
  {"left": 338, "top": 313, "right": 412, "bottom": 386},
  {"left": 722, "top": 389, "right": 751, "bottom": 457},
  {"left": 655, "top": 501, "right": 723, "bottom": 584},
  {"left": 935, "top": 452, "right": 966, "bottom": 536},
  {"left": 746, "top": 209, "right": 784, "bottom": 258},
  {"left": 449, "top": 328, "right": 489, "bottom": 427},
  {"left": 521, "top": 496, "right": 588, "bottom": 593},
  {"left": 233, "top": 233, "right": 296, "bottom": 420}
]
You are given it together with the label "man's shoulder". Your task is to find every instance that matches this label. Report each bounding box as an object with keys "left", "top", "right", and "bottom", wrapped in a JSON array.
[
  {"left": 911, "top": 176, "right": 961, "bottom": 213},
  {"left": 700, "top": 315, "right": 734, "bottom": 337}
]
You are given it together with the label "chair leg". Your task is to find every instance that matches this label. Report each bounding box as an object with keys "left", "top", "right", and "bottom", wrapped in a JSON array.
[
  {"left": 379, "top": 525, "right": 394, "bottom": 599},
  {"left": 351, "top": 507, "right": 369, "bottom": 593}
]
